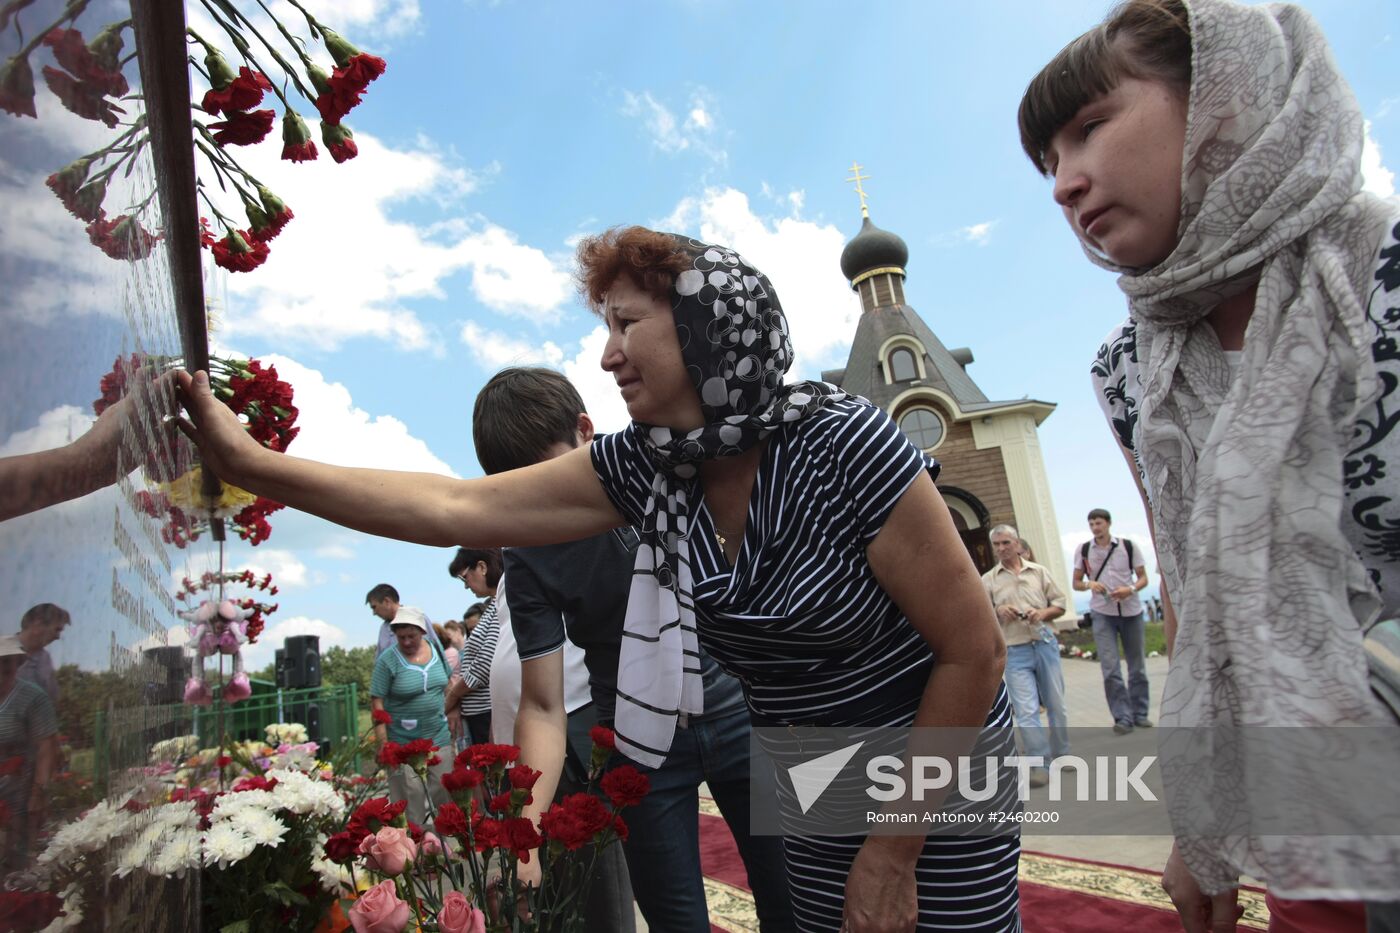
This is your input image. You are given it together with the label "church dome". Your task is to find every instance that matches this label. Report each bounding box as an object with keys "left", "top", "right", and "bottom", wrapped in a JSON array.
[{"left": 840, "top": 215, "right": 909, "bottom": 281}]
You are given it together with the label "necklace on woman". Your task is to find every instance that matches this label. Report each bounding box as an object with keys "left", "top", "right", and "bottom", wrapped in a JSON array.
[{"left": 714, "top": 524, "right": 736, "bottom": 549}]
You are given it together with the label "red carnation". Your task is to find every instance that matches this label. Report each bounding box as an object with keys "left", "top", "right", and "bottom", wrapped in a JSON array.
[
  {"left": 309, "top": 61, "right": 361, "bottom": 125},
  {"left": 600, "top": 765, "right": 650, "bottom": 809},
  {"left": 208, "top": 108, "right": 274, "bottom": 146},
  {"left": 86, "top": 214, "right": 160, "bottom": 261},
  {"left": 540, "top": 793, "right": 611, "bottom": 850},
  {"left": 323, "top": 831, "right": 359, "bottom": 864},
  {"left": 347, "top": 796, "right": 407, "bottom": 839},
  {"left": 42, "top": 65, "right": 123, "bottom": 127},
  {"left": 434, "top": 801, "right": 469, "bottom": 839},
  {"left": 233, "top": 775, "right": 278, "bottom": 793},
  {"left": 372, "top": 709, "right": 392, "bottom": 726},
  {"left": 43, "top": 28, "right": 128, "bottom": 96},
  {"left": 280, "top": 110, "right": 317, "bottom": 162},
  {"left": 212, "top": 228, "right": 269, "bottom": 273},
  {"left": 0, "top": 54, "right": 36, "bottom": 118},
  {"left": 613, "top": 814, "right": 629, "bottom": 842},
  {"left": 201, "top": 66, "right": 271, "bottom": 116},
  {"left": 0, "top": 756, "right": 22, "bottom": 776},
  {"left": 463, "top": 743, "right": 520, "bottom": 770},
  {"left": 376, "top": 741, "right": 402, "bottom": 769},
  {"left": 320, "top": 120, "right": 358, "bottom": 163},
  {"left": 488, "top": 791, "right": 514, "bottom": 813},
  {"left": 472, "top": 817, "right": 504, "bottom": 851},
  {"left": 0, "top": 891, "right": 65, "bottom": 931},
  {"left": 508, "top": 764, "right": 541, "bottom": 791},
  {"left": 216, "top": 755, "right": 232, "bottom": 768},
  {"left": 589, "top": 725, "right": 616, "bottom": 749},
  {"left": 504, "top": 817, "right": 542, "bottom": 862}
]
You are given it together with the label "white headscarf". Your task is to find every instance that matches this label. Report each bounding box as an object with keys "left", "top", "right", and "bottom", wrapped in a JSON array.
[{"left": 1089, "top": 0, "right": 1400, "bottom": 898}]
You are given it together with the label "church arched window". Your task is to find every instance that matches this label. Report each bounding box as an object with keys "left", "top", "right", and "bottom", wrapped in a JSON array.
[
  {"left": 898, "top": 407, "right": 944, "bottom": 450},
  {"left": 889, "top": 347, "right": 918, "bottom": 382}
]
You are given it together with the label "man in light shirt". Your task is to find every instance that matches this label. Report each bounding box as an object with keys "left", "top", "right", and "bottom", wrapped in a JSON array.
[
  {"left": 981, "top": 523, "right": 1069, "bottom": 787},
  {"left": 1072, "top": 508, "right": 1151, "bottom": 735}
]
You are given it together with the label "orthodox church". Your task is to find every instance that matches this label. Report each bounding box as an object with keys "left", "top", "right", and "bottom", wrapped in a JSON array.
[{"left": 824, "top": 184, "right": 1070, "bottom": 593}]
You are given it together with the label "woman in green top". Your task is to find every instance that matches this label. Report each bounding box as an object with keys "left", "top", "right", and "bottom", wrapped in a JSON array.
[{"left": 370, "top": 607, "right": 453, "bottom": 825}]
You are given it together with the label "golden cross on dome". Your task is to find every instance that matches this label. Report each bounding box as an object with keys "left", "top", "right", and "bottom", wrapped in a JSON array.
[{"left": 846, "top": 161, "right": 871, "bottom": 218}]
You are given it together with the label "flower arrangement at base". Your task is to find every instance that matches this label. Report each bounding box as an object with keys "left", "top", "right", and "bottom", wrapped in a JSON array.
[
  {"left": 24, "top": 718, "right": 389, "bottom": 933},
  {"left": 98, "top": 352, "right": 297, "bottom": 546},
  {"left": 334, "top": 727, "right": 648, "bottom": 932}
]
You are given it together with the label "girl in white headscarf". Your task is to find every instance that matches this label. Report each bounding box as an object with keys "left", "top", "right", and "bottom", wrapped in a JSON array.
[{"left": 1019, "top": 1, "right": 1400, "bottom": 930}]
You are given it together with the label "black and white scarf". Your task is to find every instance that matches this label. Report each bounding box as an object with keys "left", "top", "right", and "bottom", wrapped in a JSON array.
[{"left": 613, "top": 236, "right": 845, "bottom": 768}]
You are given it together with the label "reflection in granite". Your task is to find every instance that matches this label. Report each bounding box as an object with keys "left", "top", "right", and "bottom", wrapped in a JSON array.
[{"left": 2, "top": 0, "right": 204, "bottom": 928}]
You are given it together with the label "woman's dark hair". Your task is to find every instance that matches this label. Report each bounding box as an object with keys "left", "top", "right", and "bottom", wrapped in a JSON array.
[
  {"left": 574, "top": 226, "right": 691, "bottom": 313},
  {"left": 1018, "top": 0, "right": 1191, "bottom": 175},
  {"left": 464, "top": 602, "right": 486, "bottom": 621},
  {"left": 448, "top": 548, "right": 504, "bottom": 588}
]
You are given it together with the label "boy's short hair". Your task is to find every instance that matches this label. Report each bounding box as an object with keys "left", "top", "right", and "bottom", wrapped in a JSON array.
[
  {"left": 364, "top": 583, "right": 399, "bottom": 605},
  {"left": 473, "top": 367, "right": 586, "bottom": 475},
  {"left": 1087, "top": 508, "right": 1113, "bottom": 523}
]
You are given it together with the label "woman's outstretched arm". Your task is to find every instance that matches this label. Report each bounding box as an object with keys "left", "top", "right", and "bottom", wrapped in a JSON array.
[{"left": 175, "top": 369, "right": 625, "bottom": 547}]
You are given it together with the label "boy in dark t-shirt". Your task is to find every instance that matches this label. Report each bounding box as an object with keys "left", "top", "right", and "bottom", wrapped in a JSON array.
[{"left": 474, "top": 368, "right": 794, "bottom": 933}]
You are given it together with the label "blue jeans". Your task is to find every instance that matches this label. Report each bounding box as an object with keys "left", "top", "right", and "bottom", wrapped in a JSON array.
[
  {"left": 621, "top": 706, "right": 794, "bottom": 932},
  {"left": 1091, "top": 611, "right": 1150, "bottom": 725},
  {"left": 1004, "top": 630, "right": 1070, "bottom": 765}
]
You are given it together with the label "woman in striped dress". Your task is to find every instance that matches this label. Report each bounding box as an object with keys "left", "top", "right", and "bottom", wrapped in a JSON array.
[{"left": 176, "top": 227, "right": 1018, "bottom": 932}]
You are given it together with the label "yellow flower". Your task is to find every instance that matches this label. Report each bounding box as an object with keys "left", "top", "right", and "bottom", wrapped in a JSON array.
[{"left": 155, "top": 467, "right": 257, "bottom": 518}]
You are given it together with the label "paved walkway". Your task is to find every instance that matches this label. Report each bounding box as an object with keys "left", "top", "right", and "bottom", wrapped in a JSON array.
[{"left": 1022, "top": 653, "right": 1174, "bottom": 872}]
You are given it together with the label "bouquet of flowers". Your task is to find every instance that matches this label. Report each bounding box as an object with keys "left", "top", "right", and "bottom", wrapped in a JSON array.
[
  {"left": 98, "top": 352, "right": 296, "bottom": 546},
  {"left": 330, "top": 727, "right": 648, "bottom": 933},
  {"left": 27, "top": 718, "right": 386, "bottom": 933}
]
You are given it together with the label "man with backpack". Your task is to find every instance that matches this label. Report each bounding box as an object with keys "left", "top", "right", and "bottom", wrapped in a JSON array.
[{"left": 1073, "top": 509, "right": 1151, "bottom": 734}]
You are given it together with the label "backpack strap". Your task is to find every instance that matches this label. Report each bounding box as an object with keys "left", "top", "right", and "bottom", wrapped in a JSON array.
[{"left": 1080, "top": 541, "right": 1091, "bottom": 575}]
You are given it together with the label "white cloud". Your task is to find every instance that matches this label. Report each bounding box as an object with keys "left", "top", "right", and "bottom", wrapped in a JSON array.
[
  {"left": 659, "top": 187, "right": 862, "bottom": 375},
  {"left": 621, "top": 89, "right": 725, "bottom": 163},
  {"left": 562, "top": 325, "right": 631, "bottom": 434},
  {"left": 202, "top": 133, "right": 570, "bottom": 350},
  {"left": 286, "top": 0, "right": 421, "bottom": 37},
  {"left": 239, "top": 549, "right": 313, "bottom": 588},
  {"left": 1362, "top": 121, "right": 1395, "bottom": 198},
  {"left": 254, "top": 353, "right": 459, "bottom": 476},
  {"left": 0, "top": 405, "right": 92, "bottom": 457},
  {"left": 315, "top": 542, "right": 357, "bottom": 561},
  {"left": 960, "top": 220, "right": 999, "bottom": 246},
  {"left": 459, "top": 321, "right": 565, "bottom": 368},
  {"left": 243, "top": 615, "right": 351, "bottom": 672}
]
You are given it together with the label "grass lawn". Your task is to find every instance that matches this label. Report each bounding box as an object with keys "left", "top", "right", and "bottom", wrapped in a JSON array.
[{"left": 1060, "top": 620, "right": 1167, "bottom": 659}]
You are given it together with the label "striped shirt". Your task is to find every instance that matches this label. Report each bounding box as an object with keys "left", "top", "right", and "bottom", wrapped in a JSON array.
[
  {"left": 591, "top": 397, "right": 940, "bottom": 728},
  {"left": 458, "top": 596, "right": 498, "bottom": 717}
]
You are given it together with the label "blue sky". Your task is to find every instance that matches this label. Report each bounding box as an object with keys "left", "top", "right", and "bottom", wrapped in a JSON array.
[{"left": 1, "top": 0, "right": 1396, "bottom": 672}]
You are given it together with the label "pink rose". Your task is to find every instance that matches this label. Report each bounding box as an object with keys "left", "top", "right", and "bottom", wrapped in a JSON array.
[
  {"left": 437, "top": 891, "right": 485, "bottom": 933},
  {"left": 420, "top": 832, "right": 443, "bottom": 857},
  {"left": 348, "top": 879, "right": 411, "bottom": 933},
  {"left": 357, "top": 825, "right": 417, "bottom": 877}
]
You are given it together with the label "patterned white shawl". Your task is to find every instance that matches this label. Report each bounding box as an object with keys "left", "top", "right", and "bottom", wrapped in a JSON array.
[{"left": 1086, "top": 0, "right": 1400, "bottom": 898}]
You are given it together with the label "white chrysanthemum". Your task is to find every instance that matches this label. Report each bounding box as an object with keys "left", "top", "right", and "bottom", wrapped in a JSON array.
[
  {"left": 203, "top": 822, "right": 256, "bottom": 867},
  {"left": 265, "top": 723, "right": 308, "bottom": 745},
  {"left": 310, "top": 833, "right": 355, "bottom": 895},
  {"left": 39, "top": 801, "right": 137, "bottom": 865},
  {"left": 230, "top": 807, "right": 288, "bottom": 848},
  {"left": 150, "top": 828, "right": 202, "bottom": 877},
  {"left": 149, "top": 735, "right": 199, "bottom": 763},
  {"left": 212, "top": 788, "right": 274, "bottom": 817},
  {"left": 267, "top": 769, "right": 345, "bottom": 818},
  {"left": 113, "top": 833, "right": 153, "bottom": 878}
]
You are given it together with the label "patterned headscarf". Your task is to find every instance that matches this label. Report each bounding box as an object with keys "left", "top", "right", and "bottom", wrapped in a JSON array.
[
  {"left": 613, "top": 236, "right": 845, "bottom": 768},
  {"left": 1082, "top": 0, "right": 1400, "bottom": 897}
]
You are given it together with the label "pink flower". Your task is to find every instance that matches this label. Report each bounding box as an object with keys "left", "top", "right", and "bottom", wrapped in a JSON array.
[
  {"left": 221, "top": 672, "right": 251, "bottom": 704},
  {"left": 348, "top": 879, "right": 411, "bottom": 933},
  {"left": 357, "top": 825, "right": 417, "bottom": 876},
  {"left": 419, "top": 832, "right": 443, "bottom": 857},
  {"left": 437, "top": 891, "right": 486, "bottom": 933}
]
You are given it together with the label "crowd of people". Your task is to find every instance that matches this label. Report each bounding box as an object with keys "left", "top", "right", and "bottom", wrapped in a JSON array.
[{"left": 161, "top": 0, "right": 1399, "bottom": 929}]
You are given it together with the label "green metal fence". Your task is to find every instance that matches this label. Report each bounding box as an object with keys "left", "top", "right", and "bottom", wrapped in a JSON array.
[{"left": 94, "top": 682, "right": 361, "bottom": 785}]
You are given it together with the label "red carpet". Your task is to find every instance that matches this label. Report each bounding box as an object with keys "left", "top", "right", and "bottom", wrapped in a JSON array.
[{"left": 696, "top": 799, "right": 1270, "bottom": 932}]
